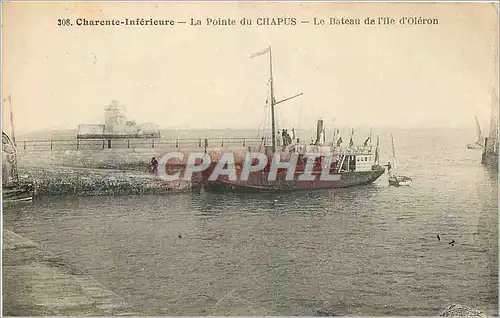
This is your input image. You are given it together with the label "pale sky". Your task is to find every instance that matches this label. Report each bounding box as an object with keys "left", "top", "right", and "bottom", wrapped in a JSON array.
[{"left": 2, "top": 2, "right": 499, "bottom": 134}]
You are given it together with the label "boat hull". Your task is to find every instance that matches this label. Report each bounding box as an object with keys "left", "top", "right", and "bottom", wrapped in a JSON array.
[{"left": 203, "top": 166, "right": 386, "bottom": 193}]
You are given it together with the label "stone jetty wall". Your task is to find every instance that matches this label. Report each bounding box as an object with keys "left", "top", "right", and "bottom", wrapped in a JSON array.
[
  {"left": 14, "top": 145, "right": 256, "bottom": 197},
  {"left": 18, "top": 165, "right": 199, "bottom": 197}
]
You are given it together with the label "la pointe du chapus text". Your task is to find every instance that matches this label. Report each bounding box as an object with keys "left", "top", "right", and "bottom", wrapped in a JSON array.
[{"left": 189, "top": 16, "right": 439, "bottom": 26}]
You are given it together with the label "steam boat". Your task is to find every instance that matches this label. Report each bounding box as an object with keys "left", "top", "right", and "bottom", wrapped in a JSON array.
[{"left": 201, "top": 46, "right": 386, "bottom": 192}]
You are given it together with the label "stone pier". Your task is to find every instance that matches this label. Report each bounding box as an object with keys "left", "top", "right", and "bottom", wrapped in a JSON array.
[
  {"left": 17, "top": 165, "right": 198, "bottom": 198},
  {"left": 2, "top": 229, "right": 137, "bottom": 316}
]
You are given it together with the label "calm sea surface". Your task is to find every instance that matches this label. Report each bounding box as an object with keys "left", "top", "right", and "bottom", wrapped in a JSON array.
[{"left": 4, "top": 128, "right": 498, "bottom": 315}]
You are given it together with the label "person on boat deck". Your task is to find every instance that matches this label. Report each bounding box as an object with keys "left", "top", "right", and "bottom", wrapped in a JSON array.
[
  {"left": 282, "top": 129, "right": 288, "bottom": 146},
  {"left": 385, "top": 161, "right": 392, "bottom": 172},
  {"left": 277, "top": 130, "right": 281, "bottom": 146},
  {"left": 285, "top": 130, "right": 292, "bottom": 145},
  {"left": 150, "top": 157, "right": 159, "bottom": 174}
]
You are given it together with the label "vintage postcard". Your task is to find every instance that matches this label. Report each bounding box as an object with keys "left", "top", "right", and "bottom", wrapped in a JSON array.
[{"left": 1, "top": 1, "right": 499, "bottom": 316}]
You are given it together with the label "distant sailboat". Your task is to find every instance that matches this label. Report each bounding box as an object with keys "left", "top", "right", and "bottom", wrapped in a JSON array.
[
  {"left": 466, "top": 115, "right": 485, "bottom": 149},
  {"left": 387, "top": 134, "right": 412, "bottom": 187},
  {"left": 481, "top": 87, "right": 499, "bottom": 169}
]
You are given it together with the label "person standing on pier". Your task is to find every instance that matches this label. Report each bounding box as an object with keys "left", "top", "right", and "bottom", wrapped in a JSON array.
[{"left": 150, "top": 157, "right": 159, "bottom": 174}]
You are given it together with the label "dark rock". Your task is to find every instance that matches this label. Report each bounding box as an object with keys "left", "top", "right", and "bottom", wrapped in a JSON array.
[
  {"left": 439, "top": 303, "right": 488, "bottom": 317},
  {"left": 315, "top": 308, "right": 336, "bottom": 316}
]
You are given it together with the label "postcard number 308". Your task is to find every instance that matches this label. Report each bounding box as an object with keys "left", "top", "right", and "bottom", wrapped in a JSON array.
[{"left": 57, "top": 19, "right": 72, "bottom": 26}]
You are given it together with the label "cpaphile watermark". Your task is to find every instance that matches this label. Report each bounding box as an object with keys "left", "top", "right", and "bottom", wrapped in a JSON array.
[{"left": 156, "top": 152, "right": 342, "bottom": 182}]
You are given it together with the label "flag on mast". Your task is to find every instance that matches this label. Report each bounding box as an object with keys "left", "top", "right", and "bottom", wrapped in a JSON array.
[{"left": 250, "top": 47, "right": 271, "bottom": 59}]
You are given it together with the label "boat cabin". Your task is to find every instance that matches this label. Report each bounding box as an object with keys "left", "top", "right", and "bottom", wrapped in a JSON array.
[
  {"left": 263, "top": 142, "right": 374, "bottom": 173},
  {"left": 351, "top": 154, "right": 374, "bottom": 172}
]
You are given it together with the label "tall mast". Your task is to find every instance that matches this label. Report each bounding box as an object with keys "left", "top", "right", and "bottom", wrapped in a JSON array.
[
  {"left": 391, "top": 134, "right": 396, "bottom": 159},
  {"left": 269, "top": 46, "right": 276, "bottom": 153},
  {"left": 390, "top": 133, "right": 397, "bottom": 172},
  {"left": 8, "top": 94, "right": 17, "bottom": 147},
  {"left": 250, "top": 46, "right": 302, "bottom": 153}
]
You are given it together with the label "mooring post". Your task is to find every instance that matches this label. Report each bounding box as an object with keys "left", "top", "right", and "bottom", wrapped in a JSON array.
[
  {"left": 23, "top": 141, "right": 26, "bottom": 150},
  {"left": 221, "top": 138, "right": 224, "bottom": 147},
  {"left": 127, "top": 139, "right": 130, "bottom": 148},
  {"left": 176, "top": 139, "right": 179, "bottom": 148},
  {"left": 199, "top": 138, "right": 202, "bottom": 147},
  {"left": 107, "top": 139, "right": 111, "bottom": 149},
  {"left": 243, "top": 138, "right": 246, "bottom": 146},
  {"left": 50, "top": 140, "right": 53, "bottom": 150}
]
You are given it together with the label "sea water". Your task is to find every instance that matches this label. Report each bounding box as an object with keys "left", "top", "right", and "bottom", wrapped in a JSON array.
[{"left": 4, "top": 128, "right": 498, "bottom": 315}]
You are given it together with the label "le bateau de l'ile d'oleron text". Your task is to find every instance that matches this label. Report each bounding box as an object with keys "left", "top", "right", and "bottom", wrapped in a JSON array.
[{"left": 59, "top": 16, "right": 439, "bottom": 27}]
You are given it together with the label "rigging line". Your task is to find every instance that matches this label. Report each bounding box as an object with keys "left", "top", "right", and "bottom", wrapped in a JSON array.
[
  {"left": 296, "top": 105, "right": 303, "bottom": 131},
  {"left": 263, "top": 85, "right": 272, "bottom": 136},
  {"left": 265, "top": 80, "right": 274, "bottom": 136},
  {"left": 256, "top": 81, "right": 271, "bottom": 137},
  {"left": 257, "top": 99, "right": 267, "bottom": 137},
  {"left": 276, "top": 104, "right": 281, "bottom": 132},
  {"left": 263, "top": 79, "right": 271, "bottom": 136}
]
